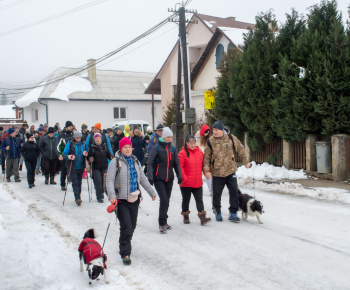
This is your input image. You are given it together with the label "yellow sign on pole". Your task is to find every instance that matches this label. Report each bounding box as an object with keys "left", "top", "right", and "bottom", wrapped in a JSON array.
[{"left": 204, "top": 91, "right": 215, "bottom": 109}]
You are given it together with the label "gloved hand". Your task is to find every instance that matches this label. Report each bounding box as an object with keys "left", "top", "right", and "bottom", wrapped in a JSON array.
[
  {"left": 107, "top": 200, "right": 118, "bottom": 213},
  {"left": 68, "top": 155, "right": 75, "bottom": 160},
  {"left": 83, "top": 151, "right": 88, "bottom": 157},
  {"left": 89, "top": 156, "right": 94, "bottom": 163},
  {"left": 148, "top": 180, "right": 154, "bottom": 186},
  {"left": 178, "top": 179, "right": 182, "bottom": 184}
]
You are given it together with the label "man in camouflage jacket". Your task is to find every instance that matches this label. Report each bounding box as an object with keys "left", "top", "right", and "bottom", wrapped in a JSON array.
[{"left": 203, "top": 120, "right": 251, "bottom": 222}]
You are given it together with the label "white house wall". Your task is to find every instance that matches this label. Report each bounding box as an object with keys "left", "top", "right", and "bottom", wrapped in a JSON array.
[{"left": 23, "top": 100, "right": 160, "bottom": 129}]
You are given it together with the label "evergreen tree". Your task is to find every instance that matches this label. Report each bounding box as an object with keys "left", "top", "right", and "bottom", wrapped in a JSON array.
[
  {"left": 162, "top": 95, "right": 184, "bottom": 128},
  {"left": 232, "top": 11, "right": 279, "bottom": 151}
]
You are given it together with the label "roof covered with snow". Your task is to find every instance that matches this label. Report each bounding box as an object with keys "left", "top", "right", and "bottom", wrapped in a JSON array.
[
  {"left": 15, "top": 68, "right": 159, "bottom": 108},
  {"left": 219, "top": 27, "right": 250, "bottom": 47},
  {"left": 0, "top": 105, "right": 16, "bottom": 119},
  {"left": 196, "top": 14, "right": 255, "bottom": 33}
]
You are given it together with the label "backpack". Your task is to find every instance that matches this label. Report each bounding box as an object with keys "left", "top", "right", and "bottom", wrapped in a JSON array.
[
  {"left": 206, "top": 134, "right": 236, "bottom": 153},
  {"left": 154, "top": 143, "right": 176, "bottom": 165}
]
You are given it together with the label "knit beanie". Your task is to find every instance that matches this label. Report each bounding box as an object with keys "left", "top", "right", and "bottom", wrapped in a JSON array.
[
  {"left": 26, "top": 133, "right": 33, "bottom": 139},
  {"left": 65, "top": 121, "right": 73, "bottom": 128},
  {"left": 144, "top": 135, "right": 150, "bottom": 141},
  {"left": 74, "top": 131, "right": 82, "bottom": 138},
  {"left": 119, "top": 137, "right": 132, "bottom": 150},
  {"left": 162, "top": 127, "right": 173, "bottom": 139},
  {"left": 125, "top": 125, "right": 130, "bottom": 130},
  {"left": 156, "top": 123, "right": 164, "bottom": 131},
  {"left": 8, "top": 128, "right": 15, "bottom": 135},
  {"left": 94, "top": 133, "right": 102, "bottom": 139},
  {"left": 147, "top": 125, "right": 152, "bottom": 132},
  {"left": 93, "top": 123, "right": 102, "bottom": 130},
  {"left": 81, "top": 123, "right": 87, "bottom": 129},
  {"left": 213, "top": 120, "right": 224, "bottom": 131},
  {"left": 38, "top": 127, "right": 44, "bottom": 132},
  {"left": 47, "top": 127, "right": 55, "bottom": 134}
]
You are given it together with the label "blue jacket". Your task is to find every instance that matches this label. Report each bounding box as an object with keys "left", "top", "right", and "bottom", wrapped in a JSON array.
[
  {"left": 63, "top": 140, "right": 86, "bottom": 170},
  {"left": 147, "top": 132, "right": 160, "bottom": 154},
  {"left": 1, "top": 135, "right": 20, "bottom": 159},
  {"left": 85, "top": 132, "right": 113, "bottom": 155}
]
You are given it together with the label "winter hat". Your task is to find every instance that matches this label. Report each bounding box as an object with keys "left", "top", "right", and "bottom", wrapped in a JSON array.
[
  {"left": 44, "top": 123, "right": 48, "bottom": 128},
  {"left": 26, "top": 133, "right": 33, "bottom": 139},
  {"left": 38, "top": 127, "right": 44, "bottom": 132},
  {"left": 213, "top": 120, "right": 224, "bottom": 131},
  {"left": 33, "top": 130, "right": 39, "bottom": 135},
  {"left": 93, "top": 123, "right": 101, "bottom": 131},
  {"left": 23, "top": 121, "right": 29, "bottom": 127},
  {"left": 94, "top": 133, "right": 102, "bottom": 139},
  {"left": 39, "top": 124, "right": 43, "bottom": 127},
  {"left": 53, "top": 125, "right": 58, "bottom": 131},
  {"left": 8, "top": 128, "right": 15, "bottom": 135},
  {"left": 47, "top": 127, "right": 55, "bottom": 134},
  {"left": 200, "top": 124, "right": 211, "bottom": 137},
  {"left": 162, "top": 127, "right": 173, "bottom": 139},
  {"left": 74, "top": 131, "right": 82, "bottom": 138},
  {"left": 65, "top": 120, "right": 73, "bottom": 128},
  {"left": 81, "top": 123, "right": 88, "bottom": 129},
  {"left": 0, "top": 126, "right": 4, "bottom": 131},
  {"left": 125, "top": 125, "right": 130, "bottom": 130},
  {"left": 144, "top": 135, "right": 150, "bottom": 141},
  {"left": 146, "top": 125, "right": 152, "bottom": 132},
  {"left": 156, "top": 123, "right": 164, "bottom": 131},
  {"left": 119, "top": 137, "right": 132, "bottom": 150}
]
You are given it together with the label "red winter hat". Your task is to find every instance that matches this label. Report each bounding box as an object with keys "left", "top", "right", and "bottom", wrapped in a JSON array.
[
  {"left": 93, "top": 123, "right": 101, "bottom": 130},
  {"left": 119, "top": 137, "right": 132, "bottom": 150},
  {"left": 107, "top": 201, "right": 118, "bottom": 213},
  {"left": 200, "top": 124, "right": 211, "bottom": 137}
]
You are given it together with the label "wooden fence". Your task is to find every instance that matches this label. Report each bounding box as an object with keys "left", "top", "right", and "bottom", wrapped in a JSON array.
[
  {"left": 251, "top": 138, "right": 283, "bottom": 166},
  {"left": 292, "top": 141, "right": 306, "bottom": 170}
]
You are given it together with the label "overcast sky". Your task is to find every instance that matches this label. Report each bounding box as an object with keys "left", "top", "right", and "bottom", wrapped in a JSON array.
[{"left": 0, "top": 0, "right": 349, "bottom": 87}]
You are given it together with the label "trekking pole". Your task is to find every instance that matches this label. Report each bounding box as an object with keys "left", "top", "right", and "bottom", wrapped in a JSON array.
[
  {"left": 139, "top": 206, "right": 149, "bottom": 216},
  {"left": 90, "top": 161, "right": 93, "bottom": 201},
  {"left": 85, "top": 157, "right": 91, "bottom": 202},
  {"left": 102, "top": 223, "right": 110, "bottom": 250},
  {"left": 63, "top": 160, "right": 73, "bottom": 206}
]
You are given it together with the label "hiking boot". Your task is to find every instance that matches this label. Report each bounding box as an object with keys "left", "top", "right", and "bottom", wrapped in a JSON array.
[
  {"left": 61, "top": 186, "right": 66, "bottom": 191},
  {"left": 181, "top": 211, "right": 190, "bottom": 224},
  {"left": 6, "top": 177, "right": 10, "bottom": 182},
  {"left": 45, "top": 175, "right": 49, "bottom": 185},
  {"left": 29, "top": 184, "right": 34, "bottom": 189},
  {"left": 15, "top": 179, "right": 21, "bottom": 182},
  {"left": 50, "top": 176, "right": 57, "bottom": 185},
  {"left": 228, "top": 213, "right": 240, "bottom": 223},
  {"left": 98, "top": 199, "right": 104, "bottom": 203},
  {"left": 122, "top": 256, "right": 131, "bottom": 265},
  {"left": 75, "top": 199, "right": 82, "bottom": 206},
  {"left": 198, "top": 211, "right": 212, "bottom": 225},
  {"left": 166, "top": 224, "right": 172, "bottom": 230},
  {"left": 159, "top": 225, "right": 167, "bottom": 234},
  {"left": 215, "top": 213, "right": 223, "bottom": 222},
  {"left": 2, "top": 169, "right": 6, "bottom": 174}
]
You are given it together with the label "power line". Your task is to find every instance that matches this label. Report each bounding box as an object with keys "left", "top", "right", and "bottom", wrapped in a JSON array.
[
  {"left": 0, "top": 0, "right": 192, "bottom": 92},
  {"left": 0, "top": 0, "right": 28, "bottom": 11},
  {"left": 0, "top": 0, "right": 107, "bottom": 36}
]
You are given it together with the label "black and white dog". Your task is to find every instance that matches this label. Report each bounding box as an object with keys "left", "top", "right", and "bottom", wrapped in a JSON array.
[
  {"left": 78, "top": 229, "right": 109, "bottom": 285},
  {"left": 238, "top": 189, "right": 264, "bottom": 224}
]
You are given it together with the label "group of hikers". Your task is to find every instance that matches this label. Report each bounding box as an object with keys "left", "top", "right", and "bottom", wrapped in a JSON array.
[{"left": 0, "top": 119, "right": 252, "bottom": 266}]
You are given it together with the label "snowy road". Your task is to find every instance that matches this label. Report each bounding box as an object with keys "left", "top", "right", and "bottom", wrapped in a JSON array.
[{"left": 1, "top": 169, "right": 350, "bottom": 290}]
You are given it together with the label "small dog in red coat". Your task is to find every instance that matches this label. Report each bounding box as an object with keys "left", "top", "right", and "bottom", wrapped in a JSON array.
[{"left": 78, "top": 229, "right": 109, "bottom": 285}]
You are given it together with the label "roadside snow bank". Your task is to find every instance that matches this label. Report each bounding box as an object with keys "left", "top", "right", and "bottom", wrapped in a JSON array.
[{"left": 237, "top": 161, "right": 307, "bottom": 180}]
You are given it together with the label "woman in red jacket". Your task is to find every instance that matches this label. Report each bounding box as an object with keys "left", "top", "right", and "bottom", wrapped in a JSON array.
[{"left": 178, "top": 135, "right": 211, "bottom": 225}]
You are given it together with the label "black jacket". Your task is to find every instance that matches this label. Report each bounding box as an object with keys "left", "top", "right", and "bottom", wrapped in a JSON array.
[
  {"left": 111, "top": 132, "right": 124, "bottom": 154},
  {"left": 81, "top": 130, "right": 89, "bottom": 141},
  {"left": 57, "top": 130, "right": 74, "bottom": 155},
  {"left": 22, "top": 141, "right": 41, "bottom": 162},
  {"left": 39, "top": 135, "right": 59, "bottom": 160},
  {"left": 130, "top": 132, "right": 145, "bottom": 162},
  {"left": 147, "top": 140, "right": 182, "bottom": 183},
  {"left": 88, "top": 143, "right": 112, "bottom": 170}
]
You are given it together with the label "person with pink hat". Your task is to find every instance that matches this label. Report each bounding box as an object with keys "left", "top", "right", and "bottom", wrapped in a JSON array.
[{"left": 106, "top": 137, "right": 156, "bottom": 266}]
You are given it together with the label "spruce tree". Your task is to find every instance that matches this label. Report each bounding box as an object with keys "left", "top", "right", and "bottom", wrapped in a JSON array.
[{"left": 162, "top": 96, "right": 184, "bottom": 128}]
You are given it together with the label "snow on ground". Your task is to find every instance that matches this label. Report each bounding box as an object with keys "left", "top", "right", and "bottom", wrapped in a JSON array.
[
  {"left": 237, "top": 162, "right": 350, "bottom": 203},
  {"left": 1, "top": 166, "right": 350, "bottom": 289}
]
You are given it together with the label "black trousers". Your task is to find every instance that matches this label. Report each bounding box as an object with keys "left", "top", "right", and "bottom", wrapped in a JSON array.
[
  {"left": 212, "top": 174, "right": 239, "bottom": 214},
  {"left": 25, "top": 160, "right": 37, "bottom": 185},
  {"left": 1, "top": 150, "right": 5, "bottom": 171},
  {"left": 180, "top": 186, "right": 204, "bottom": 212},
  {"left": 116, "top": 199, "right": 139, "bottom": 258},
  {"left": 60, "top": 160, "right": 68, "bottom": 187},
  {"left": 92, "top": 168, "right": 107, "bottom": 201},
  {"left": 154, "top": 180, "right": 174, "bottom": 226},
  {"left": 70, "top": 169, "right": 84, "bottom": 200},
  {"left": 43, "top": 158, "right": 58, "bottom": 178}
]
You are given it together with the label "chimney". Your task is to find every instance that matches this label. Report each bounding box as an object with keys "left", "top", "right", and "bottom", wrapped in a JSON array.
[
  {"left": 87, "top": 59, "right": 97, "bottom": 82},
  {"left": 226, "top": 17, "right": 236, "bottom": 21}
]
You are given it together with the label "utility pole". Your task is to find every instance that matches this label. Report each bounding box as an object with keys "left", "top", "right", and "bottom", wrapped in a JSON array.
[{"left": 168, "top": 3, "right": 197, "bottom": 142}]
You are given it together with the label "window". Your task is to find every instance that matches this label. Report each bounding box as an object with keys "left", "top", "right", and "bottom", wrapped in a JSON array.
[
  {"left": 31, "top": 108, "right": 38, "bottom": 122},
  {"left": 114, "top": 107, "right": 127, "bottom": 119},
  {"left": 227, "top": 43, "right": 235, "bottom": 51},
  {"left": 215, "top": 44, "right": 224, "bottom": 69}
]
